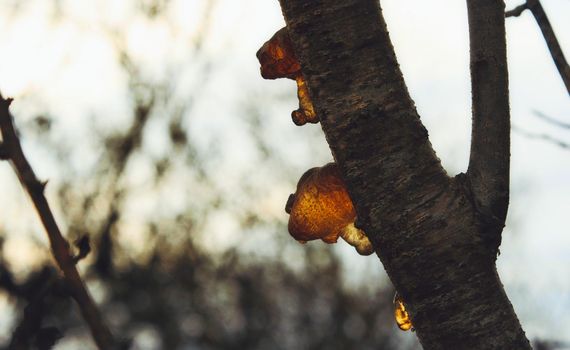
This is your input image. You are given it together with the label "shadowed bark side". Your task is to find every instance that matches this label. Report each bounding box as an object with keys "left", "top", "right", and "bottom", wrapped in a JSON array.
[
  {"left": 277, "top": 0, "right": 531, "bottom": 348},
  {"left": 466, "top": 0, "right": 510, "bottom": 254}
]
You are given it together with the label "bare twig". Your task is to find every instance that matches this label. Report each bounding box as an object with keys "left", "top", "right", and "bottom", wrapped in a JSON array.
[
  {"left": 527, "top": 0, "right": 570, "bottom": 94},
  {"left": 507, "top": 0, "right": 570, "bottom": 94},
  {"left": 513, "top": 125, "right": 570, "bottom": 149},
  {"left": 533, "top": 110, "right": 570, "bottom": 130},
  {"left": 73, "top": 235, "right": 92, "bottom": 264},
  {"left": 0, "top": 94, "right": 115, "bottom": 349},
  {"left": 505, "top": 4, "right": 527, "bottom": 17}
]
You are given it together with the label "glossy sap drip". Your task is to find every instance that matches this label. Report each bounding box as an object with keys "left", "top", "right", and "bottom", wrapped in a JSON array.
[
  {"left": 285, "top": 163, "right": 373, "bottom": 255},
  {"left": 394, "top": 292, "right": 413, "bottom": 331},
  {"left": 256, "top": 27, "right": 319, "bottom": 126}
]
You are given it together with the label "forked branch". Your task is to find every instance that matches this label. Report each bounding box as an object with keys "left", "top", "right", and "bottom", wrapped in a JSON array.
[
  {"left": 275, "top": 0, "right": 531, "bottom": 347},
  {"left": 0, "top": 94, "right": 115, "bottom": 349}
]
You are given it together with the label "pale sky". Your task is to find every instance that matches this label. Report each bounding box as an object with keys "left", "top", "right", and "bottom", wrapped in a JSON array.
[{"left": 0, "top": 0, "right": 569, "bottom": 347}]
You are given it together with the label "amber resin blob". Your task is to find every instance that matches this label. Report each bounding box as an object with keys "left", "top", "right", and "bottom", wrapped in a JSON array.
[
  {"left": 394, "top": 292, "right": 413, "bottom": 331},
  {"left": 285, "top": 163, "right": 373, "bottom": 255},
  {"left": 256, "top": 27, "right": 319, "bottom": 126}
]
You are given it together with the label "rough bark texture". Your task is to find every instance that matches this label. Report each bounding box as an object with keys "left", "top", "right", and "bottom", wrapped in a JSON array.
[
  {"left": 277, "top": 0, "right": 531, "bottom": 349},
  {"left": 466, "top": 0, "right": 511, "bottom": 253}
]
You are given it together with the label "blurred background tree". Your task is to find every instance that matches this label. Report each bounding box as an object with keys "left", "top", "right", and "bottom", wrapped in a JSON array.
[{"left": 0, "top": 0, "right": 568, "bottom": 349}]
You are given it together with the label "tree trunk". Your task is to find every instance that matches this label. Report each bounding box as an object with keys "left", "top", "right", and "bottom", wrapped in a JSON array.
[{"left": 277, "top": 0, "right": 532, "bottom": 348}]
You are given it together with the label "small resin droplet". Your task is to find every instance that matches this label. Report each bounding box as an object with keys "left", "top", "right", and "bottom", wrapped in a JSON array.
[
  {"left": 256, "top": 27, "right": 300, "bottom": 80},
  {"left": 394, "top": 292, "right": 413, "bottom": 331},
  {"left": 291, "top": 76, "right": 318, "bottom": 126},
  {"left": 340, "top": 222, "right": 373, "bottom": 255},
  {"left": 256, "top": 27, "right": 320, "bottom": 126}
]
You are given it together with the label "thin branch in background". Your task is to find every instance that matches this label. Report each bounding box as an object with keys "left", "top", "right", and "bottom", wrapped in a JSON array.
[
  {"left": 506, "top": 0, "right": 570, "bottom": 94},
  {"left": 0, "top": 94, "right": 115, "bottom": 349},
  {"left": 512, "top": 125, "right": 570, "bottom": 149},
  {"left": 533, "top": 110, "right": 570, "bottom": 130}
]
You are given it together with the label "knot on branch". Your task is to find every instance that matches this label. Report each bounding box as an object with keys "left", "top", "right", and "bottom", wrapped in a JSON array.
[
  {"left": 33, "top": 179, "right": 48, "bottom": 194},
  {"left": 0, "top": 95, "right": 14, "bottom": 108},
  {"left": 72, "top": 235, "right": 92, "bottom": 264}
]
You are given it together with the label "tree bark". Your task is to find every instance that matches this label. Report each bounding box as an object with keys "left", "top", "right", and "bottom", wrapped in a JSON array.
[
  {"left": 466, "top": 0, "right": 511, "bottom": 250},
  {"left": 277, "top": 0, "right": 531, "bottom": 348}
]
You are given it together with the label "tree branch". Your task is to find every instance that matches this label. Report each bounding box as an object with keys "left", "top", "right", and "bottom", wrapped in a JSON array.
[
  {"left": 505, "top": 3, "right": 527, "bottom": 17},
  {"left": 466, "top": 0, "right": 511, "bottom": 231},
  {"left": 277, "top": 0, "right": 530, "bottom": 348},
  {"left": 0, "top": 94, "right": 115, "bottom": 349},
  {"left": 527, "top": 0, "right": 570, "bottom": 94},
  {"left": 533, "top": 110, "right": 570, "bottom": 130},
  {"left": 278, "top": 0, "right": 448, "bottom": 228},
  {"left": 507, "top": 1, "right": 570, "bottom": 94},
  {"left": 513, "top": 125, "right": 570, "bottom": 149}
]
